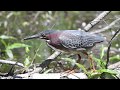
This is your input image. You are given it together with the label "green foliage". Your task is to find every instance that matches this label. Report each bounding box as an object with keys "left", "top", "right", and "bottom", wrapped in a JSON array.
[
  {"left": 61, "top": 45, "right": 119, "bottom": 79},
  {"left": 0, "top": 35, "right": 30, "bottom": 59},
  {"left": 0, "top": 34, "right": 30, "bottom": 72},
  {"left": 6, "top": 43, "right": 30, "bottom": 50},
  {"left": 0, "top": 35, "right": 16, "bottom": 40},
  {"left": 110, "top": 55, "right": 120, "bottom": 63},
  {"left": 88, "top": 45, "right": 118, "bottom": 79},
  {"left": 100, "top": 45, "right": 106, "bottom": 59},
  {"left": 24, "top": 56, "right": 30, "bottom": 67},
  {"left": 6, "top": 49, "right": 13, "bottom": 59}
]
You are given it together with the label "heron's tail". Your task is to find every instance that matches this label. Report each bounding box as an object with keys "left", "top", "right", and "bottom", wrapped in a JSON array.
[{"left": 95, "top": 33, "right": 106, "bottom": 43}]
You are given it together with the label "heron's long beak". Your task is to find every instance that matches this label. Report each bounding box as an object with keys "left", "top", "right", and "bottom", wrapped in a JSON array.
[{"left": 23, "top": 34, "right": 40, "bottom": 40}]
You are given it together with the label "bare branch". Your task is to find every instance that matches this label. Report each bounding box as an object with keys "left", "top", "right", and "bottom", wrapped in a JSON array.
[
  {"left": 108, "top": 61, "right": 120, "bottom": 70},
  {"left": 0, "top": 59, "right": 24, "bottom": 68},
  {"left": 47, "top": 51, "right": 61, "bottom": 59},
  {"left": 91, "top": 17, "right": 120, "bottom": 34},
  {"left": 84, "top": 11, "right": 111, "bottom": 31}
]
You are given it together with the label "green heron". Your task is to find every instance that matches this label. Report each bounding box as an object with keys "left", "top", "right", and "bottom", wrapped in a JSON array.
[{"left": 24, "top": 30, "right": 106, "bottom": 71}]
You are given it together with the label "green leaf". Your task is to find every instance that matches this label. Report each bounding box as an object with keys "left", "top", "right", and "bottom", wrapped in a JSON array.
[
  {"left": 0, "top": 39, "right": 7, "bottom": 47},
  {"left": 24, "top": 57, "right": 30, "bottom": 67},
  {"left": 97, "top": 69, "right": 117, "bottom": 74},
  {"left": 93, "top": 57, "right": 102, "bottom": 68},
  {"left": 88, "top": 69, "right": 118, "bottom": 79},
  {"left": 36, "top": 54, "right": 41, "bottom": 58},
  {"left": 0, "top": 35, "right": 16, "bottom": 40},
  {"left": 25, "top": 47, "right": 30, "bottom": 53},
  {"left": 93, "top": 56, "right": 106, "bottom": 69},
  {"left": 89, "top": 73, "right": 101, "bottom": 79},
  {"left": 7, "top": 43, "right": 31, "bottom": 50},
  {"left": 75, "top": 63, "right": 88, "bottom": 74},
  {"left": 110, "top": 55, "right": 120, "bottom": 63},
  {"left": 100, "top": 45, "right": 105, "bottom": 59},
  {"left": 6, "top": 49, "right": 13, "bottom": 59}
]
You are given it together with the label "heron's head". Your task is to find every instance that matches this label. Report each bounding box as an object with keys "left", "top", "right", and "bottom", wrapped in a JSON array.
[{"left": 23, "top": 30, "right": 57, "bottom": 40}]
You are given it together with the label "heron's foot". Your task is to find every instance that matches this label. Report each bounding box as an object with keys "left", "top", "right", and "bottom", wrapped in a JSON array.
[
  {"left": 89, "top": 66, "right": 96, "bottom": 73},
  {"left": 90, "top": 68, "right": 96, "bottom": 72},
  {"left": 60, "top": 70, "right": 75, "bottom": 77}
]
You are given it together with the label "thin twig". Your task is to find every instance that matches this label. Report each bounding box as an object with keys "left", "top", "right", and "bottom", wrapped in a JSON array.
[
  {"left": 84, "top": 11, "right": 111, "bottom": 31},
  {"left": 106, "top": 28, "right": 120, "bottom": 69},
  {"left": 30, "top": 44, "right": 41, "bottom": 65},
  {"left": 7, "top": 61, "right": 18, "bottom": 76},
  {"left": 0, "top": 59, "right": 24, "bottom": 68},
  {"left": 91, "top": 18, "right": 120, "bottom": 34},
  {"left": 100, "top": 27, "right": 120, "bottom": 79}
]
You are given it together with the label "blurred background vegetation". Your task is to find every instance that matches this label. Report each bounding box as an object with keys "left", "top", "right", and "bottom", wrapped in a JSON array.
[{"left": 0, "top": 11, "right": 120, "bottom": 75}]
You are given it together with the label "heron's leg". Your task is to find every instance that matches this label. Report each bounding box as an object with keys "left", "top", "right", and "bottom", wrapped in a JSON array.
[
  {"left": 71, "top": 54, "right": 81, "bottom": 70},
  {"left": 82, "top": 52, "right": 96, "bottom": 71},
  {"left": 77, "top": 54, "right": 81, "bottom": 63},
  {"left": 61, "top": 54, "right": 81, "bottom": 76},
  {"left": 60, "top": 54, "right": 82, "bottom": 76}
]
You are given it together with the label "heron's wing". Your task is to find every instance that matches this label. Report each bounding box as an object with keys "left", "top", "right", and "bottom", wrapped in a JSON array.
[{"left": 59, "top": 30, "right": 95, "bottom": 50}]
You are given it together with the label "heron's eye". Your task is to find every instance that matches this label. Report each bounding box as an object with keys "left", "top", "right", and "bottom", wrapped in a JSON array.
[
  {"left": 40, "top": 33, "right": 49, "bottom": 39},
  {"left": 41, "top": 33, "right": 46, "bottom": 37}
]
